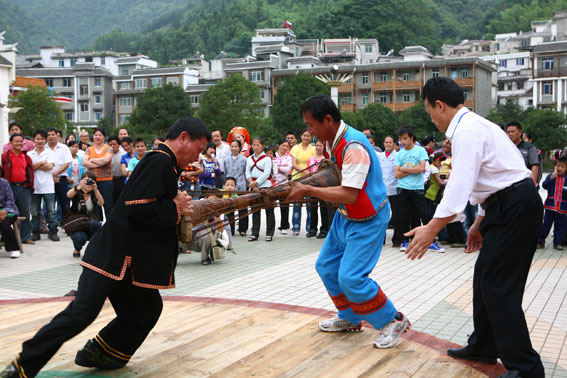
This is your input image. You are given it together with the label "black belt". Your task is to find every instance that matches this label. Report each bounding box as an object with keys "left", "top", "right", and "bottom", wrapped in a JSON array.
[
  {"left": 481, "top": 178, "right": 533, "bottom": 210},
  {"left": 10, "top": 182, "right": 26, "bottom": 187}
]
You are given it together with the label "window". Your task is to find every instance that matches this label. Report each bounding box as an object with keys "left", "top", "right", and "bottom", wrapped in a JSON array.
[
  {"left": 94, "top": 77, "right": 101, "bottom": 87},
  {"left": 450, "top": 68, "right": 458, "bottom": 79},
  {"left": 85, "top": 57, "right": 93, "bottom": 63},
  {"left": 362, "top": 73, "right": 369, "bottom": 84},
  {"left": 259, "top": 90, "right": 264, "bottom": 99},
  {"left": 517, "top": 81, "right": 524, "bottom": 90},
  {"left": 95, "top": 112, "right": 101, "bottom": 121},
  {"left": 496, "top": 43, "right": 500, "bottom": 52},
  {"left": 119, "top": 82, "right": 131, "bottom": 90},
  {"left": 189, "top": 95, "right": 200, "bottom": 104},
  {"left": 95, "top": 95, "right": 101, "bottom": 104},
  {"left": 380, "top": 73, "right": 387, "bottom": 82},
  {"left": 461, "top": 69, "right": 468, "bottom": 78},
  {"left": 135, "top": 79, "right": 147, "bottom": 88},
  {"left": 543, "top": 58, "right": 554, "bottom": 70},
  {"left": 166, "top": 76, "right": 179, "bottom": 85},
  {"left": 507, "top": 83, "right": 513, "bottom": 91},
  {"left": 249, "top": 70, "right": 264, "bottom": 82},
  {"left": 499, "top": 59, "right": 507, "bottom": 68},
  {"left": 341, "top": 93, "right": 352, "bottom": 104},
  {"left": 65, "top": 112, "right": 72, "bottom": 121},
  {"left": 498, "top": 83, "right": 505, "bottom": 91},
  {"left": 403, "top": 92, "right": 410, "bottom": 102},
  {"left": 362, "top": 92, "right": 369, "bottom": 105},
  {"left": 119, "top": 114, "right": 129, "bottom": 125},
  {"left": 464, "top": 91, "right": 468, "bottom": 100},
  {"left": 378, "top": 94, "right": 387, "bottom": 103},
  {"left": 44, "top": 78, "right": 53, "bottom": 87},
  {"left": 119, "top": 97, "right": 132, "bottom": 107},
  {"left": 121, "top": 68, "right": 129, "bottom": 75},
  {"left": 365, "top": 44, "right": 373, "bottom": 53},
  {"left": 63, "top": 78, "right": 72, "bottom": 87},
  {"left": 101, "top": 57, "right": 105, "bottom": 65},
  {"left": 150, "top": 77, "right": 163, "bottom": 88},
  {"left": 71, "top": 58, "right": 77, "bottom": 67},
  {"left": 344, "top": 78, "right": 352, "bottom": 84},
  {"left": 516, "top": 58, "right": 525, "bottom": 66},
  {"left": 403, "top": 72, "right": 410, "bottom": 81},
  {"left": 80, "top": 102, "right": 88, "bottom": 112},
  {"left": 432, "top": 69, "right": 439, "bottom": 78},
  {"left": 58, "top": 59, "right": 64, "bottom": 68},
  {"left": 543, "top": 82, "right": 553, "bottom": 95},
  {"left": 80, "top": 85, "right": 88, "bottom": 96}
]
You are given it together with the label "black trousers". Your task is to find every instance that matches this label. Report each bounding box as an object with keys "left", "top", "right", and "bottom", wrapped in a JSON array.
[
  {"left": 18, "top": 268, "right": 163, "bottom": 377},
  {"left": 397, "top": 188, "right": 429, "bottom": 242},
  {"left": 279, "top": 204, "right": 290, "bottom": 230},
  {"left": 112, "top": 176, "right": 126, "bottom": 205},
  {"left": 388, "top": 195, "right": 403, "bottom": 244},
  {"left": 468, "top": 181, "right": 544, "bottom": 378},
  {"left": 251, "top": 207, "right": 275, "bottom": 237},
  {"left": 309, "top": 199, "right": 329, "bottom": 234},
  {"left": 0, "top": 216, "right": 19, "bottom": 251}
]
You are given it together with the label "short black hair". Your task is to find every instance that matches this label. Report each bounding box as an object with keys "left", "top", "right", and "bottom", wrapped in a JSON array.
[
  {"left": 56, "top": 130, "right": 62, "bottom": 137},
  {"left": 557, "top": 156, "right": 567, "bottom": 165},
  {"left": 153, "top": 137, "right": 164, "bottom": 143},
  {"left": 107, "top": 136, "right": 120, "bottom": 144},
  {"left": 506, "top": 121, "right": 522, "bottom": 130},
  {"left": 121, "top": 136, "right": 133, "bottom": 145},
  {"left": 252, "top": 137, "right": 264, "bottom": 146},
  {"left": 523, "top": 132, "right": 533, "bottom": 141},
  {"left": 384, "top": 135, "right": 396, "bottom": 143},
  {"left": 165, "top": 117, "right": 211, "bottom": 142},
  {"left": 301, "top": 94, "right": 341, "bottom": 123},
  {"left": 67, "top": 140, "right": 78, "bottom": 147},
  {"left": 212, "top": 129, "right": 223, "bottom": 138},
  {"left": 225, "top": 177, "right": 237, "bottom": 185},
  {"left": 93, "top": 128, "right": 106, "bottom": 137},
  {"left": 205, "top": 141, "right": 216, "bottom": 152},
  {"left": 279, "top": 139, "right": 289, "bottom": 146},
  {"left": 421, "top": 135, "right": 435, "bottom": 145},
  {"left": 46, "top": 127, "right": 57, "bottom": 134},
  {"left": 134, "top": 137, "right": 146, "bottom": 146},
  {"left": 9, "top": 122, "right": 21, "bottom": 131},
  {"left": 285, "top": 131, "right": 297, "bottom": 138},
  {"left": 422, "top": 77, "right": 464, "bottom": 108},
  {"left": 366, "top": 135, "right": 375, "bottom": 142},
  {"left": 9, "top": 133, "right": 24, "bottom": 142},
  {"left": 230, "top": 139, "right": 242, "bottom": 151},
  {"left": 32, "top": 129, "right": 47, "bottom": 139},
  {"left": 398, "top": 125, "right": 414, "bottom": 138}
]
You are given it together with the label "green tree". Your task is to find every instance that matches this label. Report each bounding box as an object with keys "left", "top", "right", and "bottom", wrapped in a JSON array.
[
  {"left": 272, "top": 73, "right": 330, "bottom": 136},
  {"left": 485, "top": 102, "right": 525, "bottom": 126},
  {"left": 398, "top": 103, "right": 441, "bottom": 141},
  {"left": 128, "top": 83, "right": 193, "bottom": 139},
  {"left": 9, "top": 85, "right": 67, "bottom": 135},
  {"left": 522, "top": 108, "right": 567, "bottom": 152},
  {"left": 347, "top": 103, "right": 399, "bottom": 143},
  {"left": 97, "top": 116, "right": 115, "bottom": 137},
  {"left": 197, "top": 73, "right": 264, "bottom": 137}
]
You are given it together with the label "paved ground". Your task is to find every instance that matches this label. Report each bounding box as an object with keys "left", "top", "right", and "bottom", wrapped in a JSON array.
[{"left": 0, "top": 207, "right": 566, "bottom": 377}]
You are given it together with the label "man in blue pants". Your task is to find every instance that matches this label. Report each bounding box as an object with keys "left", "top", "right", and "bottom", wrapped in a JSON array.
[{"left": 288, "top": 95, "right": 409, "bottom": 348}]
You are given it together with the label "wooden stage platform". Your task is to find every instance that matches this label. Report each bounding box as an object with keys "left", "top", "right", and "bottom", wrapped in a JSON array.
[{"left": 0, "top": 297, "right": 506, "bottom": 377}]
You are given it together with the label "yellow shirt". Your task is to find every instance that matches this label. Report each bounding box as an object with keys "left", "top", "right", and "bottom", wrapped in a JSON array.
[{"left": 290, "top": 143, "right": 316, "bottom": 178}]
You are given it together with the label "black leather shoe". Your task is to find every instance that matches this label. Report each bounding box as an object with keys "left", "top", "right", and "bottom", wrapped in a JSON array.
[
  {"left": 316, "top": 232, "right": 327, "bottom": 239},
  {"left": 498, "top": 371, "right": 521, "bottom": 378},
  {"left": 201, "top": 258, "right": 211, "bottom": 265},
  {"left": 447, "top": 345, "right": 497, "bottom": 364},
  {"left": 75, "top": 339, "right": 127, "bottom": 370},
  {"left": 306, "top": 231, "right": 317, "bottom": 238}
]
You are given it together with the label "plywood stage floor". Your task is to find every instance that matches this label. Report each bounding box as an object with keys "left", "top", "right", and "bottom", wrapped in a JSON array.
[{"left": 0, "top": 297, "right": 506, "bottom": 377}]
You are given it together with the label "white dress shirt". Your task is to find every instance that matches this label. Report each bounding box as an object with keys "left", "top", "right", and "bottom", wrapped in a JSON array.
[
  {"left": 215, "top": 142, "right": 231, "bottom": 173},
  {"left": 434, "top": 107, "right": 531, "bottom": 221},
  {"left": 47, "top": 142, "right": 73, "bottom": 177},
  {"left": 29, "top": 148, "right": 56, "bottom": 194}
]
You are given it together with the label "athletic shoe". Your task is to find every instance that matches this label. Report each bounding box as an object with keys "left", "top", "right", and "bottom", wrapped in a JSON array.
[
  {"left": 554, "top": 244, "right": 564, "bottom": 251},
  {"left": 48, "top": 232, "right": 60, "bottom": 242},
  {"left": 10, "top": 251, "right": 21, "bottom": 259},
  {"left": 318, "top": 315, "right": 362, "bottom": 332},
  {"left": 31, "top": 232, "right": 40, "bottom": 241},
  {"left": 374, "top": 313, "right": 410, "bottom": 348},
  {"left": 428, "top": 241, "right": 445, "bottom": 253},
  {"left": 399, "top": 241, "right": 408, "bottom": 252},
  {"left": 293, "top": 231, "right": 299, "bottom": 236},
  {"left": 281, "top": 229, "right": 288, "bottom": 235}
]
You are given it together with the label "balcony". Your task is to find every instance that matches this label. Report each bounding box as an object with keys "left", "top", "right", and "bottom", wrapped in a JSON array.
[
  {"left": 534, "top": 67, "right": 567, "bottom": 78},
  {"left": 339, "top": 84, "right": 353, "bottom": 92},
  {"left": 464, "top": 100, "right": 474, "bottom": 108},
  {"left": 394, "top": 80, "right": 421, "bottom": 90},
  {"left": 340, "top": 103, "right": 355, "bottom": 112},
  {"left": 383, "top": 102, "right": 419, "bottom": 112},
  {"left": 454, "top": 77, "right": 475, "bottom": 87},
  {"left": 372, "top": 81, "right": 394, "bottom": 90}
]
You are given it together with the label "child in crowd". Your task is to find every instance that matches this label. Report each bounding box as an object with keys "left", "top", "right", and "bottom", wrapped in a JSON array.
[
  {"left": 120, "top": 137, "right": 135, "bottom": 179},
  {"left": 307, "top": 140, "right": 329, "bottom": 238},
  {"left": 424, "top": 151, "right": 447, "bottom": 219},
  {"left": 223, "top": 177, "right": 239, "bottom": 236},
  {"left": 264, "top": 146, "right": 278, "bottom": 187},
  {"left": 395, "top": 125, "right": 444, "bottom": 253},
  {"left": 66, "top": 140, "right": 85, "bottom": 188},
  {"left": 126, "top": 138, "right": 147, "bottom": 177},
  {"left": 538, "top": 157, "right": 567, "bottom": 250},
  {"left": 179, "top": 160, "right": 203, "bottom": 200},
  {"left": 246, "top": 137, "right": 275, "bottom": 242},
  {"left": 275, "top": 139, "right": 292, "bottom": 234},
  {"left": 224, "top": 139, "right": 248, "bottom": 235},
  {"left": 198, "top": 142, "right": 222, "bottom": 191}
]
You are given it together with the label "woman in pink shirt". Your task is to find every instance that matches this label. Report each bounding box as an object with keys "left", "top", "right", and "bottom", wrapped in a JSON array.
[
  {"left": 275, "top": 139, "right": 292, "bottom": 234},
  {"left": 307, "top": 140, "right": 329, "bottom": 238}
]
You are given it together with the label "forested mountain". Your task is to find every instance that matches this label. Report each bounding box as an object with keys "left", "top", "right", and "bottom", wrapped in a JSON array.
[{"left": 4, "top": 0, "right": 567, "bottom": 61}]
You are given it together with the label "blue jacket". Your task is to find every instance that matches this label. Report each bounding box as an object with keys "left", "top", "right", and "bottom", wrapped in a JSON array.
[{"left": 542, "top": 173, "right": 567, "bottom": 214}]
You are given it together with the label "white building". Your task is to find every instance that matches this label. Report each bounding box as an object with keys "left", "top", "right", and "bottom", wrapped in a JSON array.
[{"left": 0, "top": 32, "right": 17, "bottom": 147}]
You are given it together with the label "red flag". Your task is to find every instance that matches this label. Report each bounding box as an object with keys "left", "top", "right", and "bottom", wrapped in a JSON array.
[{"left": 282, "top": 20, "right": 293, "bottom": 29}]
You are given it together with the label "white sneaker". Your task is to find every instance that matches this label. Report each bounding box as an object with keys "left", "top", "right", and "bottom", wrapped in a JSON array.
[
  {"left": 374, "top": 313, "right": 410, "bottom": 348},
  {"left": 10, "top": 251, "right": 21, "bottom": 259},
  {"left": 281, "top": 229, "right": 288, "bottom": 235},
  {"left": 318, "top": 315, "right": 362, "bottom": 332}
]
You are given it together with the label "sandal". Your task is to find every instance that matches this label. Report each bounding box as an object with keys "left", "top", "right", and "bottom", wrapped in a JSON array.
[
  {"left": 248, "top": 235, "right": 258, "bottom": 242},
  {"left": 265, "top": 236, "right": 273, "bottom": 242},
  {"left": 73, "top": 250, "right": 81, "bottom": 258}
]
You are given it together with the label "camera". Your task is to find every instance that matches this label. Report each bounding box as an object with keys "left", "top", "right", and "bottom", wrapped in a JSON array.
[
  {"left": 86, "top": 178, "right": 95, "bottom": 185},
  {"left": 439, "top": 174, "right": 447, "bottom": 180}
]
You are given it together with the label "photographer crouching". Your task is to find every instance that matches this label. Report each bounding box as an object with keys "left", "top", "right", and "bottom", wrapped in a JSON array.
[{"left": 65, "top": 171, "right": 104, "bottom": 257}]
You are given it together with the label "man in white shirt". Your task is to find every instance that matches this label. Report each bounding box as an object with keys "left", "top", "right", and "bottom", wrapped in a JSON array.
[
  {"left": 212, "top": 129, "right": 231, "bottom": 188},
  {"left": 46, "top": 127, "right": 73, "bottom": 221},
  {"left": 29, "top": 129, "right": 59, "bottom": 242},
  {"left": 405, "top": 77, "right": 544, "bottom": 378}
]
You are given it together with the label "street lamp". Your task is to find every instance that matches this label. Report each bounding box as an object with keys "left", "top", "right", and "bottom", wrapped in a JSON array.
[{"left": 315, "top": 64, "right": 353, "bottom": 106}]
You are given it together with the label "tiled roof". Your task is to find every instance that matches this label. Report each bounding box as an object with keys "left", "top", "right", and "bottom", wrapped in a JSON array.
[
  {"left": 13, "top": 76, "right": 47, "bottom": 88},
  {"left": 533, "top": 41, "right": 567, "bottom": 53}
]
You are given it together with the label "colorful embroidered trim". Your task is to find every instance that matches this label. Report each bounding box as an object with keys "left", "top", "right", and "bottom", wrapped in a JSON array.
[
  {"left": 350, "top": 287, "right": 388, "bottom": 315},
  {"left": 95, "top": 335, "right": 131, "bottom": 361},
  {"left": 152, "top": 147, "right": 179, "bottom": 175},
  {"left": 131, "top": 280, "right": 175, "bottom": 290},
  {"left": 80, "top": 256, "right": 131, "bottom": 281},
  {"left": 13, "top": 357, "right": 27, "bottom": 378},
  {"left": 329, "top": 292, "right": 350, "bottom": 311},
  {"left": 125, "top": 198, "right": 157, "bottom": 206},
  {"left": 175, "top": 201, "right": 181, "bottom": 225}
]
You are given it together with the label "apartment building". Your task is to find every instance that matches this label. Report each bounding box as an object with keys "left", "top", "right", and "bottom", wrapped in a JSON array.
[
  {"left": 481, "top": 52, "right": 533, "bottom": 108},
  {"left": 531, "top": 41, "right": 567, "bottom": 112},
  {"left": 0, "top": 31, "right": 17, "bottom": 147}
]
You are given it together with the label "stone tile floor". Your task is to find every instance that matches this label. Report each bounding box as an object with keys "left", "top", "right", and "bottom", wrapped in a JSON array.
[{"left": 0, "top": 208, "right": 565, "bottom": 377}]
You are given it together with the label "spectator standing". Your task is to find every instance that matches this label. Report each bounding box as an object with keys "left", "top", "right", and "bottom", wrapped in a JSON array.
[
  {"left": 307, "top": 140, "right": 329, "bottom": 238},
  {"left": 378, "top": 135, "right": 401, "bottom": 246},
  {"left": 3, "top": 122, "right": 35, "bottom": 153},
  {"left": 152, "top": 137, "right": 164, "bottom": 150},
  {"left": 107, "top": 136, "right": 125, "bottom": 204},
  {"left": 212, "top": 129, "right": 231, "bottom": 188},
  {"left": 28, "top": 129, "right": 59, "bottom": 242},
  {"left": 290, "top": 130, "right": 315, "bottom": 236},
  {"left": 78, "top": 131, "right": 91, "bottom": 152},
  {"left": 421, "top": 136, "right": 436, "bottom": 155},
  {"left": 82, "top": 128, "right": 113, "bottom": 221},
  {"left": 0, "top": 177, "right": 21, "bottom": 257},
  {"left": 537, "top": 157, "right": 567, "bottom": 250},
  {"left": 119, "top": 137, "right": 135, "bottom": 179},
  {"left": 507, "top": 122, "right": 540, "bottom": 186},
  {"left": 126, "top": 138, "right": 147, "bottom": 177},
  {"left": 228, "top": 127, "right": 251, "bottom": 158},
  {"left": 179, "top": 160, "right": 203, "bottom": 200},
  {"left": 523, "top": 132, "right": 543, "bottom": 186},
  {"left": 224, "top": 139, "right": 248, "bottom": 235},
  {"left": 285, "top": 131, "right": 298, "bottom": 150},
  {"left": 46, "top": 127, "right": 73, "bottom": 221},
  {"left": 198, "top": 142, "right": 221, "bottom": 191},
  {"left": 1, "top": 134, "right": 34, "bottom": 246},
  {"left": 275, "top": 139, "right": 292, "bottom": 234},
  {"left": 66, "top": 140, "right": 85, "bottom": 188},
  {"left": 362, "top": 128, "right": 382, "bottom": 153}
]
